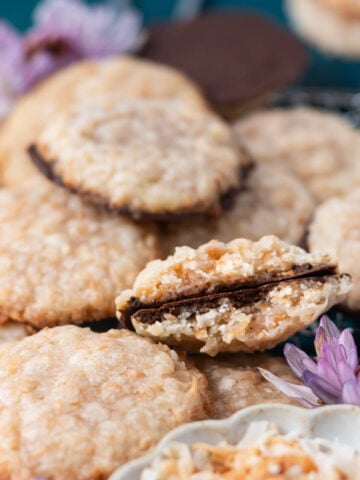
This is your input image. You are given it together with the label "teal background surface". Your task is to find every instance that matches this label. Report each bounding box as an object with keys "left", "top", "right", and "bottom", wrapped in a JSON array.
[{"left": 0, "top": 1, "right": 359, "bottom": 88}]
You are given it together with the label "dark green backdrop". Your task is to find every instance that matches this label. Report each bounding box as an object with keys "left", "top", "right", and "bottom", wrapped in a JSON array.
[{"left": 1, "top": 0, "right": 360, "bottom": 88}]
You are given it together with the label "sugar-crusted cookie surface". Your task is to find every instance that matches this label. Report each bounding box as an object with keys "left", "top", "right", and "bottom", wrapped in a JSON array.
[
  {"left": 234, "top": 107, "right": 360, "bottom": 201},
  {"left": 160, "top": 164, "right": 314, "bottom": 255},
  {"left": 116, "top": 236, "right": 351, "bottom": 355},
  {"left": 0, "top": 56, "right": 208, "bottom": 187},
  {"left": 0, "top": 326, "right": 208, "bottom": 479},
  {"left": 0, "top": 178, "right": 158, "bottom": 328},
  {"left": 117, "top": 236, "right": 336, "bottom": 306},
  {"left": 193, "top": 354, "right": 300, "bottom": 418},
  {"left": 287, "top": 0, "right": 360, "bottom": 58},
  {"left": 309, "top": 189, "right": 360, "bottom": 312},
  {"left": 32, "top": 99, "right": 244, "bottom": 218}
]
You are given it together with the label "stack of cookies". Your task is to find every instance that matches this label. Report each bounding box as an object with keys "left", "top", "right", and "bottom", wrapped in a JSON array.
[{"left": 0, "top": 54, "right": 357, "bottom": 479}]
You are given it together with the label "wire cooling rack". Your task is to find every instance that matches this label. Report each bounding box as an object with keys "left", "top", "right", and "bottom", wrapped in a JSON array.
[{"left": 269, "top": 88, "right": 360, "bottom": 126}]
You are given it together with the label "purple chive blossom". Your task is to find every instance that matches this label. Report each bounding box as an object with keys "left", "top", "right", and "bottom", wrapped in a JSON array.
[
  {"left": 24, "top": 0, "right": 143, "bottom": 87},
  {"left": 0, "top": 22, "right": 24, "bottom": 116},
  {"left": 259, "top": 315, "right": 360, "bottom": 407},
  {"left": 0, "top": 0, "right": 143, "bottom": 117}
]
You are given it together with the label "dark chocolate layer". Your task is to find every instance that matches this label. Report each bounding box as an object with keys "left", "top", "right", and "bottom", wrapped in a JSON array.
[
  {"left": 140, "top": 12, "right": 308, "bottom": 110},
  {"left": 25, "top": 317, "right": 121, "bottom": 333},
  {"left": 132, "top": 276, "right": 330, "bottom": 326},
  {"left": 80, "top": 317, "right": 121, "bottom": 332},
  {"left": 28, "top": 144, "right": 250, "bottom": 221},
  {"left": 119, "top": 264, "right": 337, "bottom": 329}
]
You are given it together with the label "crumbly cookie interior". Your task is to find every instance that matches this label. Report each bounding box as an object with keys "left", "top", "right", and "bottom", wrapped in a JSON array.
[
  {"left": 116, "top": 235, "right": 335, "bottom": 309},
  {"left": 132, "top": 275, "right": 351, "bottom": 355}
]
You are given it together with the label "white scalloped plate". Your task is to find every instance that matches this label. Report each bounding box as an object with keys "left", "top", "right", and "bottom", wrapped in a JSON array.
[{"left": 110, "top": 403, "right": 360, "bottom": 480}]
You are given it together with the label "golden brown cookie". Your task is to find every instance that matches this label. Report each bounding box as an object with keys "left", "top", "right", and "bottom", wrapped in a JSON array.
[
  {"left": 234, "top": 107, "right": 360, "bottom": 202},
  {"left": 30, "top": 98, "right": 245, "bottom": 219},
  {"left": 0, "top": 326, "right": 209, "bottom": 479},
  {"left": 160, "top": 164, "right": 314, "bottom": 256},
  {"left": 116, "top": 235, "right": 351, "bottom": 355},
  {"left": 0, "top": 178, "right": 158, "bottom": 329},
  {"left": 318, "top": 0, "right": 360, "bottom": 18},
  {"left": 0, "top": 56, "right": 209, "bottom": 187},
  {"left": 308, "top": 189, "right": 360, "bottom": 313},
  {"left": 193, "top": 353, "right": 300, "bottom": 419},
  {"left": 286, "top": 0, "right": 360, "bottom": 58}
]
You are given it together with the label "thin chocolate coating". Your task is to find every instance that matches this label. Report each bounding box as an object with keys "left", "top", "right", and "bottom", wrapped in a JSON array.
[
  {"left": 120, "top": 264, "right": 337, "bottom": 328},
  {"left": 132, "top": 276, "right": 330, "bottom": 325},
  {"left": 141, "top": 12, "right": 308, "bottom": 111},
  {"left": 28, "top": 144, "right": 249, "bottom": 221},
  {"left": 81, "top": 318, "right": 122, "bottom": 332}
]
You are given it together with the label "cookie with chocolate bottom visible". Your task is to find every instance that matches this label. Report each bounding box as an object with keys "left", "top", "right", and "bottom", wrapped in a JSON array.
[
  {"left": 0, "top": 56, "right": 209, "bottom": 187},
  {"left": 116, "top": 236, "right": 351, "bottom": 355},
  {"left": 31, "top": 98, "right": 246, "bottom": 220}
]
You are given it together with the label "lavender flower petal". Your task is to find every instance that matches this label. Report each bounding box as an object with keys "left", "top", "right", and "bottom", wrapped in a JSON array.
[
  {"left": 319, "top": 315, "right": 341, "bottom": 338},
  {"left": 316, "top": 358, "right": 343, "bottom": 390},
  {"left": 314, "top": 325, "right": 326, "bottom": 358},
  {"left": 337, "top": 360, "right": 357, "bottom": 385},
  {"left": 302, "top": 370, "right": 340, "bottom": 404},
  {"left": 339, "top": 329, "right": 359, "bottom": 369},
  {"left": 342, "top": 380, "right": 360, "bottom": 406},
  {"left": 0, "top": 22, "right": 24, "bottom": 116},
  {"left": 33, "top": 0, "right": 143, "bottom": 57},
  {"left": 258, "top": 368, "right": 319, "bottom": 407},
  {"left": 262, "top": 318, "right": 360, "bottom": 408},
  {"left": 284, "top": 343, "right": 316, "bottom": 379},
  {"left": 321, "top": 341, "right": 343, "bottom": 373},
  {"left": 18, "top": 0, "right": 143, "bottom": 90}
]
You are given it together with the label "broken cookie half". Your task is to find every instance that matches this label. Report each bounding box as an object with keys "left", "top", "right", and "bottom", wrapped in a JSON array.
[{"left": 116, "top": 236, "right": 352, "bottom": 356}]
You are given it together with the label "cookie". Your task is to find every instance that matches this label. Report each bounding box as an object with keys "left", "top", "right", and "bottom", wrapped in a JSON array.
[
  {"left": 160, "top": 164, "right": 314, "bottom": 256},
  {"left": 30, "top": 98, "right": 245, "bottom": 219},
  {"left": 308, "top": 189, "right": 360, "bottom": 313},
  {"left": 193, "top": 354, "right": 300, "bottom": 419},
  {"left": 116, "top": 235, "right": 351, "bottom": 355},
  {"left": 234, "top": 107, "right": 360, "bottom": 203},
  {"left": 286, "top": 0, "right": 360, "bottom": 58},
  {"left": 0, "top": 322, "right": 28, "bottom": 344},
  {"left": 318, "top": 0, "right": 360, "bottom": 18},
  {"left": 0, "top": 326, "right": 209, "bottom": 479},
  {"left": 0, "top": 56, "right": 208, "bottom": 187},
  {"left": 0, "top": 178, "right": 158, "bottom": 329},
  {"left": 141, "top": 12, "right": 308, "bottom": 118}
]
